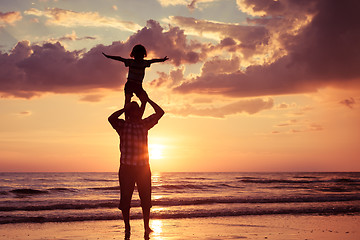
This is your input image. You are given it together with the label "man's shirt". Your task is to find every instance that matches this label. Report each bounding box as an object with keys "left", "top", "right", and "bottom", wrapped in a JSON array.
[{"left": 110, "top": 114, "right": 159, "bottom": 166}]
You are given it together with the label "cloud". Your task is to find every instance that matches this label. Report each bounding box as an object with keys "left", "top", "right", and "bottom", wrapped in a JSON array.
[
  {"left": 169, "top": 16, "right": 269, "bottom": 46},
  {"left": 201, "top": 57, "right": 240, "bottom": 75},
  {"left": 0, "top": 11, "right": 22, "bottom": 27},
  {"left": 276, "top": 119, "right": 298, "bottom": 127},
  {"left": 339, "top": 97, "right": 356, "bottom": 109},
  {"left": 169, "top": 98, "right": 274, "bottom": 118},
  {"left": 126, "top": 20, "right": 206, "bottom": 66},
  {"left": 175, "top": 0, "right": 360, "bottom": 97},
  {"left": 168, "top": 16, "right": 271, "bottom": 64},
  {"left": 149, "top": 67, "right": 185, "bottom": 87},
  {"left": 0, "top": 20, "right": 204, "bottom": 98},
  {"left": 277, "top": 103, "right": 290, "bottom": 109},
  {"left": 158, "top": 0, "right": 218, "bottom": 10},
  {"left": 24, "top": 8, "right": 141, "bottom": 32},
  {"left": 236, "top": 0, "right": 317, "bottom": 17},
  {"left": 157, "top": 0, "right": 189, "bottom": 7},
  {"left": 290, "top": 123, "right": 323, "bottom": 133},
  {"left": 79, "top": 94, "right": 105, "bottom": 102},
  {"left": 273, "top": 119, "right": 323, "bottom": 134},
  {"left": 0, "top": 40, "right": 127, "bottom": 98},
  {"left": 174, "top": 58, "right": 313, "bottom": 97},
  {"left": 48, "top": 31, "right": 96, "bottom": 43},
  {"left": 18, "top": 110, "right": 32, "bottom": 116},
  {"left": 2, "top": 1, "right": 359, "bottom": 101}
]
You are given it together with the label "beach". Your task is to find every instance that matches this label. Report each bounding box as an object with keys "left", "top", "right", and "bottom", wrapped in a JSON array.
[{"left": 1, "top": 215, "right": 359, "bottom": 240}]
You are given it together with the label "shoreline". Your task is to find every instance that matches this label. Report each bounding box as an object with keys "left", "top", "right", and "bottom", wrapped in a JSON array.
[{"left": 0, "top": 214, "right": 359, "bottom": 240}]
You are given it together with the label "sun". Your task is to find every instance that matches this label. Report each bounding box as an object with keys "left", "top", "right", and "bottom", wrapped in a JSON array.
[{"left": 149, "top": 144, "right": 164, "bottom": 160}]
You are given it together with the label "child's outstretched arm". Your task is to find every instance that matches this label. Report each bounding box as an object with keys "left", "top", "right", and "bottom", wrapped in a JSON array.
[
  {"left": 102, "top": 52, "right": 126, "bottom": 63},
  {"left": 149, "top": 56, "right": 169, "bottom": 64}
]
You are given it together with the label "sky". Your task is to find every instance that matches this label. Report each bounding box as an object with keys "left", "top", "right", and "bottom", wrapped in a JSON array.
[{"left": 0, "top": 0, "right": 359, "bottom": 172}]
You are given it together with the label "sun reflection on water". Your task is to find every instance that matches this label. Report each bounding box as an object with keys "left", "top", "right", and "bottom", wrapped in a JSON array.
[{"left": 150, "top": 219, "right": 163, "bottom": 237}]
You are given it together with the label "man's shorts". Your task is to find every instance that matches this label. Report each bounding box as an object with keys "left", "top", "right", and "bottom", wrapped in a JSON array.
[
  {"left": 118, "top": 164, "right": 152, "bottom": 210},
  {"left": 124, "top": 80, "right": 147, "bottom": 98}
]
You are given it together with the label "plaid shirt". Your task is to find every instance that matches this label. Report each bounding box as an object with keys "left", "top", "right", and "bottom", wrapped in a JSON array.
[{"left": 110, "top": 114, "right": 159, "bottom": 166}]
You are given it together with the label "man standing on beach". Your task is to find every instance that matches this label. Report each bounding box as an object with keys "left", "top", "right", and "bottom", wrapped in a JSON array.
[{"left": 108, "top": 94, "right": 164, "bottom": 238}]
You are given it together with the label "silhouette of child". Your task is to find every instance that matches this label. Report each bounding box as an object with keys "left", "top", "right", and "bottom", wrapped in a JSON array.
[{"left": 103, "top": 44, "right": 168, "bottom": 105}]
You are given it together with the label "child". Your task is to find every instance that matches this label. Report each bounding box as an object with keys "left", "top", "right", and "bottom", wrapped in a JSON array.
[{"left": 103, "top": 44, "right": 168, "bottom": 105}]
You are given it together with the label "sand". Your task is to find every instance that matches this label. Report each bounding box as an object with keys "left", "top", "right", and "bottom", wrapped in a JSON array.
[{"left": 0, "top": 215, "right": 359, "bottom": 240}]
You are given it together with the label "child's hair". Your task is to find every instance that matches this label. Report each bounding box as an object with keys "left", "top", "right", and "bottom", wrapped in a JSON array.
[{"left": 130, "top": 44, "right": 147, "bottom": 58}]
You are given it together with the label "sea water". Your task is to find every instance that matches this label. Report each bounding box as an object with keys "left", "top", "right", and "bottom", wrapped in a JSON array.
[{"left": 0, "top": 172, "right": 359, "bottom": 224}]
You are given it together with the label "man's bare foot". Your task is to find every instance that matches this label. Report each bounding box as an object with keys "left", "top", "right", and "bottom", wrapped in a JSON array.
[{"left": 144, "top": 227, "right": 153, "bottom": 238}]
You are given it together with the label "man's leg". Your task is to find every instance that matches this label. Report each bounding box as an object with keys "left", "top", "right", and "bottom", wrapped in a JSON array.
[
  {"left": 136, "top": 166, "right": 153, "bottom": 234},
  {"left": 119, "top": 166, "right": 135, "bottom": 238},
  {"left": 142, "top": 207, "right": 152, "bottom": 237},
  {"left": 122, "top": 208, "right": 131, "bottom": 238}
]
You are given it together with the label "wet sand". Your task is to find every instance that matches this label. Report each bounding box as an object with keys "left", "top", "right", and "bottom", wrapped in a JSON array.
[{"left": 0, "top": 215, "right": 359, "bottom": 240}]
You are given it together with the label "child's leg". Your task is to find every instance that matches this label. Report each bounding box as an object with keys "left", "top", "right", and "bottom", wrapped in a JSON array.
[
  {"left": 124, "top": 94, "right": 132, "bottom": 120},
  {"left": 124, "top": 81, "right": 134, "bottom": 107},
  {"left": 125, "top": 94, "right": 132, "bottom": 106},
  {"left": 137, "top": 91, "right": 148, "bottom": 103}
]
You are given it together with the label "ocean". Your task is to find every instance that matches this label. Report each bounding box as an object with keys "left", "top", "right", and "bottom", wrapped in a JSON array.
[{"left": 0, "top": 172, "right": 359, "bottom": 224}]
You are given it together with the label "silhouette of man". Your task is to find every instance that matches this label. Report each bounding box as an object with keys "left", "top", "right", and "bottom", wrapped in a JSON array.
[{"left": 108, "top": 94, "right": 164, "bottom": 238}]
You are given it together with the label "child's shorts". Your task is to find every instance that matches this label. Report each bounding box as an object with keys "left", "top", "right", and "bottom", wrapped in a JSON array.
[
  {"left": 118, "top": 164, "right": 152, "bottom": 210},
  {"left": 124, "top": 80, "right": 147, "bottom": 97}
]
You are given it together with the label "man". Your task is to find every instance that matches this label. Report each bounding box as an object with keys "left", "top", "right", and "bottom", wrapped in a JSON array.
[{"left": 108, "top": 94, "right": 164, "bottom": 239}]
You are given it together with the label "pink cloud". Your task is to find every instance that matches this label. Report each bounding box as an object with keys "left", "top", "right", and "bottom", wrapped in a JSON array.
[
  {"left": 272, "top": 118, "right": 323, "bottom": 134},
  {"left": 18, "top": 110, "right": 32, "bottom": 116},
  {"left": 79, "top": 94, "right": 105, "bottom": 102},
  {"left": 0, "top": 20, "right": 204, "bottom": 98},
  {"left": 175, "top": 0, "right": 360, "bottom": 97},
  {"left": 0, "top": 11, "right": 22, "bottom": 26},
  {"left": 126, "top": 20, "right": 205, "bottom": 66},
  {"left": 0, "top": 40, "right": 127, "bottom": 98},
  {"left": 339, "top": 97, "right": 356, "bottom": 109},
  {"left": 24, "top": 8, "right": 141, "bottom": 32},
  {"left": 169, "top": 98, "right": 274, "bottom": 118},
  {"left": 2, "top": 1, "right": 359, "bottom": 100},
  {"left": 149, "top": 67, "right": 185, "bottom": 87},
  {"left": 169, "top": 16, "right": 269, "bottom": 59}
]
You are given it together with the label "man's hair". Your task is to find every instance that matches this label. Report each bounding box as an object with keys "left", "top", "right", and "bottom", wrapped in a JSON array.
[
  {"left": 125, "top": 101, "right": 140, "bottom": 117},
  {"left": 129, "top": 101, "right": 140, "bottom": 110},
  {"left": 130, "top": 44, "right": 147, "bottom": 58}
]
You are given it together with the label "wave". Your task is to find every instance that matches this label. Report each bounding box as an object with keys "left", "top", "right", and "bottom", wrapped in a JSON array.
[
  {"left": 5, "top": 176, "right": 360, "bottom": 197},
  {"left": 89, "top": 186, "right": 119, "bottom": 191},
  {"left": 1, "top": 205, "right": 359, "bottom": 224},
  {"left": 1, "top": 194, "right": 359, "bottom": 212},
  {"left": 91, "top": 184, "right": 237, "bottom": 191},
  {"left": 49, "top": 188, "right": 77, "bottom": 192},
  {"left": 10, "top": 189, "right": 48, "bottom": 195},
  {"left": 7, "top": 188, "right": 76, "bottom": 195},
  {"left": 237, "top": 177, "right": 360, "bottom": 184},
  {"left": 0, "top": 200, "right": 117, "bottom": 212},
  {"left": 83, "top": 178, "right": 116, "bottom": 182}
]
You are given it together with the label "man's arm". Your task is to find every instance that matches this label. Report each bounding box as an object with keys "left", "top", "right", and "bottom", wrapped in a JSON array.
[
  {"left": 148, "top": 56, "right": 169, "bottom": 64},
  {"left": 147, "top": 97, "right": 165, "bottom": 121},
  {"left": 102, "top": 52, "right": 126, "bottom": 63},
  {"left": 108, "top": 108, "right": 125, "bottom": 126}
]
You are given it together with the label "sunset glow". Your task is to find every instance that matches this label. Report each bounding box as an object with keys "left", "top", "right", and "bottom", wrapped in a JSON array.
[
  {"left": 149, "top": 144, "right": 164, "bottom": 161},
  {"left": 0, "top": 0, "right": 359, "bottom": 172}
]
